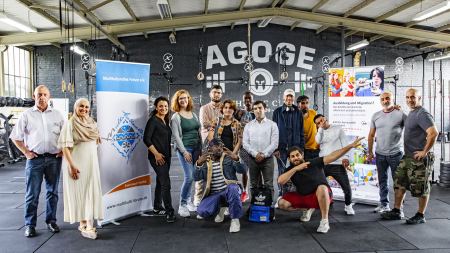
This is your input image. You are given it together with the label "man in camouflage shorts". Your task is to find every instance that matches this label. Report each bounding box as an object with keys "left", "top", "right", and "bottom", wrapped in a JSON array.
[{"left": 381, "top": 88, "right": 438, "bottom": 224}]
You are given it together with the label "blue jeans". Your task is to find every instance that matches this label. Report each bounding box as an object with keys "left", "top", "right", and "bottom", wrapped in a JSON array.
[
  {"left": 375, "top": 152, "right": 402, "bottom": 206},
  {"left": 197, "top": 184, "right": 243, "bottom": 219},
  {"left": 177, "top": 147, "right": 200, "bottom": 205},
  {"left": 24, "top": 156, "right": 62, "bottom": 227}
]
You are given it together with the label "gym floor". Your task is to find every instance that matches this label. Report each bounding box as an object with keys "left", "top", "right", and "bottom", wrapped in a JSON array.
[{"left": 1, "top": 157, "right": 450, "bottom": 253}]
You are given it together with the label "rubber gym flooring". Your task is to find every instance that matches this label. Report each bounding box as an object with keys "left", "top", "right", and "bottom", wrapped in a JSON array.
[{"left": 1, "top": 157, "right": 450, "bottom": 253}]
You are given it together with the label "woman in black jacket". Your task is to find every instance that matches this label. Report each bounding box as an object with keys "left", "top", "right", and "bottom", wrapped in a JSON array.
[{"left": 144, "top": 96, "right": 175, "bottom": 222}]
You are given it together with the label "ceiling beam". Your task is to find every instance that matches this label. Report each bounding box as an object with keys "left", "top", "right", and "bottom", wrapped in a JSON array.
[
  {"left": 418, "top": 42, "right": 439, "bottom": 49},
  {"left": 394, "top": 38, "right": 412, "bottom": 46},
  {"left": 87, "top": 0, "right": 115, "bottom": 12},
  {"left": 369, "top": 34, "right": 385, "bottom": 42},
  {"left": 316, "top": 0, "right": 375, "bottom": 34},
  {"left": 2, "top": 8, "right": 450, "bottom": 46},
  {"left": 231, "top": 0, "right": 247, "bottom": 29},
  {"left": 16, "top": 0, "right": 62, "bottom": 28},
  {"left": 72, "top": 0, "right": 125, "bottom": 50},
  {"left": 202, "top": 0, "right": 210, "bottom": 31},
  {"left": 120, "top": 0, "right": 139, "bottom": 21},
  {"left": 437, "top": 24, "right": 450, "bottom": 32},
  {"left": 279, "top": 0, "right": 289, "bottom": 8},
  {"left": 311, "top": 0, "right": 329, "bottom": 13},
  {"left": 345, "top": 30, "right": 358, "bottom": 37},
  {"left": 374, "top": 0, "right": 422, "bottom": 23},
  {"left": 290, "top": 21, "right": 300, "bottom": 31},
  {"left": 271, "top": 0, "right": 281, "bottom": 8}
]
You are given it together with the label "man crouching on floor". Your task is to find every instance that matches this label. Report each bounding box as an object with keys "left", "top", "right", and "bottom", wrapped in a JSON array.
[
  {"left": 277, "top": 137, "right": 364, "bottom": 233},
  {"left": 194, "top": 138, "right": 246, "bottom": 233}
]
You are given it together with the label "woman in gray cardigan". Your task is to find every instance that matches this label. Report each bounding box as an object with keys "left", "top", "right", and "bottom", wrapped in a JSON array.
[{"left": 170, "top": 90, "right": 202, "bottom": 218}]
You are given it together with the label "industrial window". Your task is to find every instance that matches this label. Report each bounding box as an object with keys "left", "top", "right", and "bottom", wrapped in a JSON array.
[{"left": 1, "top": 46, "right": 32, "bottom": 98}]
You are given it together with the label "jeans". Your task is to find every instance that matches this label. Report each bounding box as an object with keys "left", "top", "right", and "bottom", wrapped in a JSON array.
[
  {"left": 150, "top": 157, "right": 174, "bottom": 213},
  {"left": 176, "top": 147, "right": 200, "bottom": 205},
  {"left": 375, "top": 152, "right": 402, "bottom": 206},
  {"left": 324, "top": 164, "right": 352, "bottom": 205},
  {"left": 197, "top": 184, "right": 243, "bottom": 219},
  {"left": 24, "top": 156, "right": 62, "bottom": 227}
]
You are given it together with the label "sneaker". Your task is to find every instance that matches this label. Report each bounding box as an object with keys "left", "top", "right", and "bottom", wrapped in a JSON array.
[
  {"left": 215, "top": 207, "right": 227, "bottom": 223},
  {"left": 240, "top": 191, "right": 249, "bottom": 202},
  {"left": 373, "top": 205, "right": 391, "bottom": 213},
  {"left": 223, "top": 207, "right": 230, "bottom": 216},
  {"left": 380, "top": 209, "right": 402, "bottom": 220},
  {"left": 317, "top": 219, "right": 330, "bottom": 233},
  {"left": 229, "top": 219, "right": 240, "bottom": 233},
  {"left": 196, "top": 214, "right": 204, "bottom": 220},
  {"left": 166, "top": 212, "right": 176, "bottom": 223},
  {"left": 406, "top": 213, "right": 426, "bottom": 224},
  {"left": 300, "top": 208, "right": 315, "bottom": 222},
  {"left": 345, "top": 203, "right": 355, "bottom": 215},
  {"left": 187, "top": 202, "right": 197, "bottom": 212},
  {"left": 178, "top": 204, "right": 190, "bottom": 217}
]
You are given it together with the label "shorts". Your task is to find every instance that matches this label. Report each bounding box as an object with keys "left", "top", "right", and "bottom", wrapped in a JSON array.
[
  {"left": 281, "top": 186, "right": 333, "bottom": 209},
  {"left": 394, "top": 156, "right": 433, "bottom": 197}
]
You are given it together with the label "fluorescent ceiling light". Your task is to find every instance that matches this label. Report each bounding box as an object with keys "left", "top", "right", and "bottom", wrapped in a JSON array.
[
  {"left": 169, "top": 32, "right": 176, "bottom": 44},
  {"left": 413, "top": 0, "right": 450, "bottom": 21},
  {"left": 70, "top": 45, "right": 87, "bottom": 55},
  {"left": 428, "top": 51, "right": 450, "bottom": 61},
  {"left": 157, "top": 0, "right": 172, "bottom": 19},
  {"left": 0, "top": 12, "right": 37, "bottom": 33},
  {"left": 347, "top": 39, "right": 369, "bottom": 51},
  {"left": 257, "top": 18, "right": 272, "bottom": 28}
]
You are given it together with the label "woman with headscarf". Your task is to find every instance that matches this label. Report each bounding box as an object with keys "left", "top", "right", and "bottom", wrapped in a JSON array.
[{"left": 58, "top": 98, "right": 103, "bottom": 240}]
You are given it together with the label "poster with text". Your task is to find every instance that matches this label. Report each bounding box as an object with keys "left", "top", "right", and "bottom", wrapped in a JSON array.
[{"left": 96, "top": 60, "right": 152, "bottom": 224}]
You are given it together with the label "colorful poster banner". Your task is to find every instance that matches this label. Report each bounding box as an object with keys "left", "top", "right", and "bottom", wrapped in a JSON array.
[
  {"left": 328, "top": 66, "right": 385, "bottom": 205},
  {"left": 96, "top": 60, "right": 152, "bottom": 223}
]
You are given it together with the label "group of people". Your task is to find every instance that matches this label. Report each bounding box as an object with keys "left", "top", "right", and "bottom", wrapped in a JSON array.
[{"left": 10, "top": 82, "right": 437, "bottom": 239}]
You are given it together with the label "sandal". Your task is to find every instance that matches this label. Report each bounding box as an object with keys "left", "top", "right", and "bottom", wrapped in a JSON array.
[{"left": 81, "top": 227, "right": 98, "bottom": 240}]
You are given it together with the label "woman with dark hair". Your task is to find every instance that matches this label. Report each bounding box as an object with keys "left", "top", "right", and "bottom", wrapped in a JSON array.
[
  {"left": 144, "top": 96, "right": 175, "bottom": 223},
  {"left": 356, "top": 67, "right": 385, "bottom": 96}
]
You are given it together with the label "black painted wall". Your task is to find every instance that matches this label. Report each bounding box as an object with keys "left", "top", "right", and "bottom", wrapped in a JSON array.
[{"left": 34, "top": 24, "right": 449, "bottom": 127}]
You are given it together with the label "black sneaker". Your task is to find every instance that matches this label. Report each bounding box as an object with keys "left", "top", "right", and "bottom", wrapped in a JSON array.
[
  {"left": 166, "top": 212, "right": 176, "bottom": 223},
  {"left": 381, "top": 210, "right": 402, "bottom": 220},
  {"left": 153, "top": 209, "right": 166, "bottom": 216},
  {"left": 24, "top": 226, "right": 36, "bottom": 237},
  {"left": 406, "top": 213, "right": 426, "bottom": 224}
]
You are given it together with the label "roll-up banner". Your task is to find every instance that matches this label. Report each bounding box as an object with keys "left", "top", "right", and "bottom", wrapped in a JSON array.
[
  {"left": 328, "top": 66, "right": 385, "bottom": 205},
  {"left": 96, "top": 60, "right": 152, "bottom": 223}
]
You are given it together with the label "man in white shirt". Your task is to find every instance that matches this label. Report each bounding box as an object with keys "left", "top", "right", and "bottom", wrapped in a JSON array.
[
  {"left": 10, "top": 85, "right": 65, "bottom": 237},
  {"left": 243, "top": 101, "right": 279, "bottom": 199},
  {"left": 314, "top": 114, "right": 355, "bottom": 215}
]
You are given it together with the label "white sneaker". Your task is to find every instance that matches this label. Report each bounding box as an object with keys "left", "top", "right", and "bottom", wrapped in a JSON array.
[
  {"left": 196, "top": 214, "right": 204, "bottom": 220},
  {"left": 187, "top": 202, "right": 197, "bottom": 212},
  {"left": 178, "top": 204, "right": 190, "bottom": 217},
  {"left": 223, "top": 207, "right": 230, "bottom": 216},
  {"left": 229, "top": 219, "right": 240, "bottom": 233},
  {"left": 300, "top": 208, "right": 315, "bottom": 222},
  {"left": 317, "top": 219, "right": 330, "bottom": 233},
  {"left": 345, "top": 203, "right": 355, "bottom": 215},
  {"left": 215, "top": 207, "right": 227, "bottom": 223},
  {"left": 274, "top": 196, "right": 282, "bottom": 209},
  {"left": 373, "top": 205, "right": 391, "bottom": 213}
]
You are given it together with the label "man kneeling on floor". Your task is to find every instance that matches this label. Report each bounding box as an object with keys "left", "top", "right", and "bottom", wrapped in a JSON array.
[
  {"left": 194, "top": 138, "right": 246, "bottom": 233},
  {"left": 277, "top": 137, "right": 364, "bottom": 233}
]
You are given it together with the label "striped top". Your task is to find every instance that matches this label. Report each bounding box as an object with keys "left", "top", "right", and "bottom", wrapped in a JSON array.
[{"left": 210, "top": 161, "right": 227, "bottom": 193}]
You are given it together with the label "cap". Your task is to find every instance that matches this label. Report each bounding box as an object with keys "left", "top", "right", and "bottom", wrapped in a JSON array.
[{"left": 283, "top": 88, "right": 295, "bottom": 97}]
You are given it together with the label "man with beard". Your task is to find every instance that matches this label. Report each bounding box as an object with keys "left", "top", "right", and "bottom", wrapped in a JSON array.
[
  {"left": 234, "top": 91, "right": 255, "bottom": 202},
  {"left": 368, "top": 91, "right": 407, "bottom": 213},
  {"left": 277, "top": 137, "right": 364, "bottom": 233},
  {"left": 10, "top": 85, "right": 65, "bottom": 237},
  {"left": 196, "top": 85, "right": 223, "bottom": 206},
  {"left": 297, "top": 95, "right": 320, "bottom": 160},
  {"left": 381, "top": 88, "right": 438, "bottom": 224},
  {"left": 194, "top": 138, "right": 246, "bottom": 233},
  {"left": 273, "top": 89, "right": 304, "bottom": 197}
]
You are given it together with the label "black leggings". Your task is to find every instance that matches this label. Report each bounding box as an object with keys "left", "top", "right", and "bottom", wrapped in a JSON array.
[
  {"left": 324, "top": 164, "right": 352, "bottom": 205},
  {"left": 150, "top": 157, "right": 174, "bottom": 213}
]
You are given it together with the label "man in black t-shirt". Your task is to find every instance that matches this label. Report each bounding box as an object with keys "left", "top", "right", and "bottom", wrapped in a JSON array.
[{"left": 277, "top": 137, "right": 363, "bottom": 233}]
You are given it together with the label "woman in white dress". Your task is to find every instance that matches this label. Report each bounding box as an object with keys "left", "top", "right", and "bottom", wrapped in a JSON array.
[{"left": 58, "top": 98, "right": 103, "bottom": 239}]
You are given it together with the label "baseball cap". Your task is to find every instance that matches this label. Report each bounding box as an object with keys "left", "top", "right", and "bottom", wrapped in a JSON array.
[{"left": 283, "top": 88, "right": 295, "bottom": 97}]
